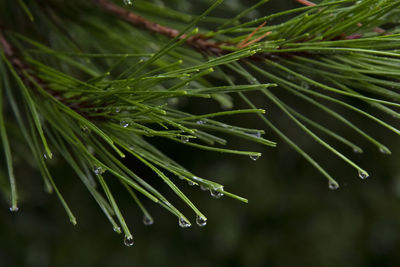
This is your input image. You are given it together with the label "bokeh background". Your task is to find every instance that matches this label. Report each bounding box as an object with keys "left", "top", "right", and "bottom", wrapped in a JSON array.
[{"left": 1, "top": 1, "right": 400, "bottom": 266}]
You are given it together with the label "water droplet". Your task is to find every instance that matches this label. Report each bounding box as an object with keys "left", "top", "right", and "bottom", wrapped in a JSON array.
[
  {"left": 300, "top": 81, "right": 309, "bottom": 89},
  {"left": 120, "top": 120, "right": 129, "bottom": 128},
  {"left": 196, "top": 215, "right": 207, "bottom": 227},
  {"left": 123, "top": 0, "right": 133, "bottom": 5},
  {"left": 379, "top": 146, "right": 391, "bottom": 155},
  {"left": 9, "top": 206, "right": 19, "bottom": 212},
  {"left": 353, "top": 147, "right": 363, "bottom": 154},
  {"left": 124, "top": 235, "right": 134, "bottom": 246},
  {"left": 168, "top": 98, "right": 179, "bottom": 105},
  {"left": 181, "top": 136, "right": 189, "bottom": 143},
  {"left": 129, "top": 145, "right": 135, "bottom": 151},
  {"left": 248, "top": 132, "right": 261, "bottom": 138},
  {"left": 200, "top": 185, "right": 208, "bottom": 191},
  {"left": 187, "top": 180, "right": 195, "bottom": 186},
  {"left": 113, "top": 226, "right": 121, "bottom": 233},
  {"left": 43, "top": 152, "right": 53, "bottom": 160},
  {"left": 210, "top": 186, "right": 224, "bottom": 198},
  {"left": 93, "top": 165, "right": 103, "bottom": 176},
  {"left": 143, "top": 215, "right": 154, "bottom": 226},
  {"left": 358, "top": 170, "right": 369, "bottom": 179},
  {"left": 115, "top": 107, "right": 121, "bottom": 113},
  {"left": 81, "top": 125, "right": 89, "bottom": 133},
  {"left": 178, "top": 217, "right": 191, "bottom": 228},
  {"left": 249, "top": 77, "right": 258, "bottom": 84},
  {"left": 250, "top": 154, "right": 260, "bottom": 161},
  {"left": 328, "top": 181, "right": 339, "bottom": 190},
  {"left": 196, "top": 120, "right": 206, "bottom": 125}
]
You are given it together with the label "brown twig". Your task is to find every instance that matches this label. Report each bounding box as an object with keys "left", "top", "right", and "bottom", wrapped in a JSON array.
[
  {"left": 295, "top": 0, "right": 316, "bottom": 7},
  {"left": 91, "top": 0, "right": 224, "bottom": 55}
]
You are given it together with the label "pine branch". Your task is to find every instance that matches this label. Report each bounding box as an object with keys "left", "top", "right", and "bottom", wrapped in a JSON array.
[{"left": 1, "top": 0, "right": 400, "bottom": 245}]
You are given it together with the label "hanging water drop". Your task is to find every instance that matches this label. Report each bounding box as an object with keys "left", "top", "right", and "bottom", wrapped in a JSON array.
[
  {"left": 113, "top": 226, "right": 121, "bottom": 233},
  {"left": 196, "top": 120, "right": 206, "bottom": 125},
  {"left": 379, "top": 146, "right": 391, "bottom": 155},
  {"left": 187, "top": 180, "right": 195, "bottom": 186},
  {"left": 358, "top": 170, "right": 369, "bottom": 179},
  {"left": 210, "top": 186, "right": 224, "bottom": 198},
  {"left": 124, "top": 235, "right": 134, "bottom": 246},
  {"left": 178, "top": 217, "right": 191, "bottom": 228},
  {"left": 115, "top": 107, "right": 121, "bottom": 113},
  {"left": 353, "top": 147, "right": 363, "bottom": 154},
  {"left": 181, "top": 136, "right": 189, "bottom": 143},
  {"left": 9, "top": 206, "right": 19, "bottom": 212},
  {"left": 328, "top": 181, "right": 339, "bottom": 190},
  {"left": 200, "top": 185, "right": 208, "bottom": 191},
  {"left": 143, "top": 215, "right": 154, "bottom": 226},
  {"left": 250, "top": 154, "right": 260, "bottom": 161},
  {"left": 120, "top": 120, "right": 129, "bottom": 128},
  {"left": 196, "top": 215, "right": 207, "bottom": 227}
]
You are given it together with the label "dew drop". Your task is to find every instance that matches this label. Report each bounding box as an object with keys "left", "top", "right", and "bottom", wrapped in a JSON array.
[
  {"left": 353, "top": 147, "right": 363, "bottom": 154},
  {"left": 178, "top": 217, "right": 191, "bottom": 228},
  {"left": 181, "top": 136, "right": 190, "bottom": 143},
  {"left": 249, "top": 77, "right": 258, "bottom": 84},
  {"left": 143, "top": 215, "right": 154, "bottom": 226},
  {"left": 300, "top": 81, "right": 309, "bottom": 89},
  {"left": 187, "top": 180, "right": 195, "bottom": 186},
  {"left": 120, "top": 120, "right": 129, "bottom": 128},
  {"left": 113, "top": 226, "right": 121, "bottom": 233},
  {"left": 358, "top": 170, "right": 369, "bottom": 179},
  {"left": 124, "top": 235, "right": 134, "bottom": 247},
  {"left": 115, "top": 107, "right": 121, "bottom": 113},
  {"left": 200, "top": 185, "right": 208, "bottom": 191},
  {"left": 210, "top": 186, "right": 224, "bottom": 198},
  {"left": 43, "top": 152, "right": 53, "bottom": 160},
  {"left": 287, "top": 75, "right": 295, "bottom": 81},
  {"left": 250, "top": 154, "right": 260, "bottom": 161},
  {"left": 248, "top": 132, "right": 261, "bottom": 138},
  {"left": 9, "top": 206, "right": 19, "bottom": 212},
  {"left": 379, "top": 146, "right": 391, "bottom": 155},
  {"left": 123, "top": 0, "right": 133, "bottom": 5},
  {"left": 328, "top": 181, "right": 339, "bottom": 190},
  {"left": 93, "top": 165, "right": 103, "bottom": 176},
  {"left": 196, "top": 215, "right": 207, "bottom": 227},
  {"left": 196, "top": 120, "right": 206, "bottom": 125},
  {"left": 81, "top": 125, "right": 89, "bottom": 133}
]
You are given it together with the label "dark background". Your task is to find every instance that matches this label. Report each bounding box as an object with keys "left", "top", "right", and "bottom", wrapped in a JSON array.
[{"left": 1, "top": 1, "right": 400, "bottom": 266}]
